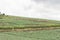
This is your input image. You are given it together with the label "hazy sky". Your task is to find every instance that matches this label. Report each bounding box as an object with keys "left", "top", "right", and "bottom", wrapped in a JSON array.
[{"left": 0, "top": 0, "right": 60, "bottom": 20}]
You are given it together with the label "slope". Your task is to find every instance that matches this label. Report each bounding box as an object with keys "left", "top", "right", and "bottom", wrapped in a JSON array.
[{"left": 0, "top": 15, "right": 60, "bottom": 29}]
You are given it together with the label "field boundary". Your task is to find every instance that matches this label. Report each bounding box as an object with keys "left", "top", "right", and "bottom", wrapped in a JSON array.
[{"left": 0, "top": 27, "right": 60, "bottom": 32}]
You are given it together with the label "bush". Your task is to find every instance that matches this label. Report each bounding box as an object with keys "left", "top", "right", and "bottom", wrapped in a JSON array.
[{"left": 0, "top": 13, "right": 5, "bottom": 19}]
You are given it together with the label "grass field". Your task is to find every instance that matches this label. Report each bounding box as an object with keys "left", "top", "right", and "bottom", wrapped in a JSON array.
[
  {"left": 0, "top": 15, "right": 60, "bottom": 29},
  {"left": 0, "top": 29, "right": 60, "bottom": 40},
  {"left": 0, "top": 15, "right": 60, "bottom": 40}
]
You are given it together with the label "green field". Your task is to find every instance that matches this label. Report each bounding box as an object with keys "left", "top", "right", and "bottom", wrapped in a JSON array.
[
  {"left": 0, "top": 15, "right": 60, "bottom": 40},
  {"left": 0, "top": 15, "right": 60, "bottom": 29},
  {"left": 0, "top": 29, "right": 60, "bottom": 40}
]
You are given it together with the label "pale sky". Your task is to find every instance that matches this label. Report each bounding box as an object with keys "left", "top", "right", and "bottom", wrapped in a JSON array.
[{"left": 0, "top": 0, "right": 60, "bottom": 20}]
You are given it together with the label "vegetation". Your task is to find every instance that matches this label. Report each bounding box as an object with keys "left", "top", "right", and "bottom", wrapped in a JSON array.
[
  {"left": 0, "top": 14, "right": 60, "bottom": 29},
  {"left": 0, "top": 13, "right": 60, "bottom": 40},
  {"left": 0, "top": 29, "right": 60, "bottom": 40},
  {"left": 0, "top": 12, "right": 5, "bottom": 19}
]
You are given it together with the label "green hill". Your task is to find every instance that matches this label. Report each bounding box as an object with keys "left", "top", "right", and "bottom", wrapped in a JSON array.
[{"left": 0, "top": 15, "right": 60, "bottom": 29}]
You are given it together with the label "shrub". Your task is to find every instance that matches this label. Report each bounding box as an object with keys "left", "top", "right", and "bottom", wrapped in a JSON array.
[{"left": 0, "top": 13, "right": 5, "bottom": 19}]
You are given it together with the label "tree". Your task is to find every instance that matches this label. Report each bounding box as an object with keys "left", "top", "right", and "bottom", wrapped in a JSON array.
[
  {"left": 0, "top": 12, "right": 5, "bottom": 19},
  {"left": 2, "top": 13, "right": 5, "bottom": 16}
]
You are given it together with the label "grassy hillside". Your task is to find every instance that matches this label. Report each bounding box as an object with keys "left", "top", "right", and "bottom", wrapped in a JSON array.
[
  {"left": 0, "top": 29, "right": 60, "bottom": 40},
  {"left": 0, "top": 15, "right": 60, "bottom": 29},
  {"left": 0, "top": 15, "right": 60, "bottom": 40}
]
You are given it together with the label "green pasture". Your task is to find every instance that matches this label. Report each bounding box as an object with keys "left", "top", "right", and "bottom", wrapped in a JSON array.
[
  {"left": 0, "top": 15, "right": 60, "bottom": 40},
  {"left": 0, "top": 15, "right": 60, "bottom": 29},
  {"left": 0, "top": 29, "right": 60, "bottom": 40}
]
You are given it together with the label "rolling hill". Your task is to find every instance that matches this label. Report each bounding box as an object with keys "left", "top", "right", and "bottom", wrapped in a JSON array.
[{"left": 0, "top": 15, "right": 60, "bottom": 29}]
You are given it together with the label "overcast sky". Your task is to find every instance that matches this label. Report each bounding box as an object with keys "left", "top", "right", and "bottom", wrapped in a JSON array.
[{"left": 0, "top": 0, "right": 60, "bottom": 20}]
